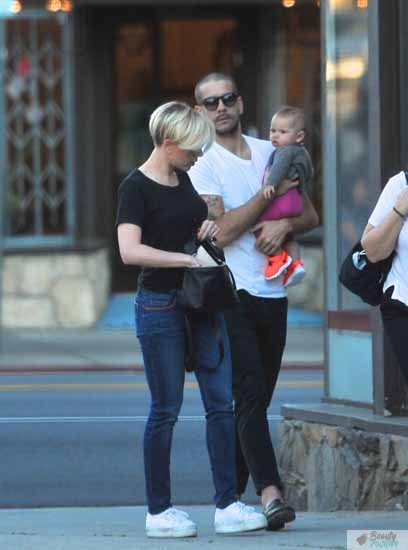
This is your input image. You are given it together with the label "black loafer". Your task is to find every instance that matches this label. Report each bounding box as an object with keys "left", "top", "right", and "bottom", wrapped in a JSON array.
[{"left": 263, "top": 498, "right": 296, "bottom": 531}]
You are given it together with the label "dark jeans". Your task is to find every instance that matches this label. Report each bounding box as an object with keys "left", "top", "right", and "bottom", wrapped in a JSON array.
[
  {"left": 381, "top": 291, "right": 408, "bottom": 385},
  {"left": 135, "top": 288, "right": 236, "bottom": 514},
  {"left": 223, "top": 290, "right": 287, "bottom": 496}
]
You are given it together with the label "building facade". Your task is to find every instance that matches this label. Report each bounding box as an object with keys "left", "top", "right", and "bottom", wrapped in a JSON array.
[{"left": 0, "top": 0, "right": 322, "bottom": 328}]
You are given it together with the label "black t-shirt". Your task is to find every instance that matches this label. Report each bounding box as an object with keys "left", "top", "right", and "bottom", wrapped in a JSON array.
[{"left": 116, "top": 168, "right": 207, "bottom": 291}]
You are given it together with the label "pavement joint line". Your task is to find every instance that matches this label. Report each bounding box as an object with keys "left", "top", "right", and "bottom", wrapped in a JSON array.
[
  {"left": 0, "top": 414, "right": 283, "bottom": 423},
  {"left": 0, "top": 380, "right": 323, "bottom": 391}
]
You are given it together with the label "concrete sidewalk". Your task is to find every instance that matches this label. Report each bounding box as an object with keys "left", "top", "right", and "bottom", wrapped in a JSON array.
[
  {"left": 0, "top": 506, "right": 406, "bottom": 550},
  {"left": 0, "top": 326, "right": 323, "bottom": 371}
]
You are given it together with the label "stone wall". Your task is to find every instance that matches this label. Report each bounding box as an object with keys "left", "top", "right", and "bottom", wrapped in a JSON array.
[
  {"left": 278, "top": 419, "right": 408, "bottom": 511},
  {"left": 287, "top": 245, "right": 323, "bottom": 311},
  {"left": 2, "top": 249, "right": 111, "bottom": 329}
]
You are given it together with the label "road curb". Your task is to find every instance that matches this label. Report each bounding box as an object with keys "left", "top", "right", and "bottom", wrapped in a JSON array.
[{"left": 0, "top": 362, "right": 323, "bottom": 374}]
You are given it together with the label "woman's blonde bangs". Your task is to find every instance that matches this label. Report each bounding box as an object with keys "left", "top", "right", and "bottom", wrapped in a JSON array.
[{"left": 177, "top": 112, "right": 215, "bottom": 153}]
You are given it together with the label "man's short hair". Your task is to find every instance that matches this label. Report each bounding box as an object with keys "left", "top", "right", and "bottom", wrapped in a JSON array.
[
  {"left": 194, "top": 72, "right": 238, "bottom": 103},
  {"left": 273, "top": 106, "right": 305, "bottom": 132},
  {"left": 149, "top": 101, "right": 214, "bottom": 152}
]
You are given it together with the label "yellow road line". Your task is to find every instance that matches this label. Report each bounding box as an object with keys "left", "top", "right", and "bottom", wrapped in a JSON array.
[{"left": 0, "top": 380, "right": 322, "bottom": 392}]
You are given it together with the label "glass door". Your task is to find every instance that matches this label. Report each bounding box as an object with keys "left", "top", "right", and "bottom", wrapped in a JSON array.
[
  {"left": 112, "top": 15, "right": 237, "bottom": 291},
  {"left": 323, "top": 0, "right": 375, "bottom": 405}
]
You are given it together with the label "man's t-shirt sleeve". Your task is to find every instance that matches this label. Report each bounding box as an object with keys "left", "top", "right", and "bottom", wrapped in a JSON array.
[
  {"left": 189, "top": 154, "right": 222, "bottom": 196},
  {"left": 116, "top": 177, "right": 145, "bottom": 228}
]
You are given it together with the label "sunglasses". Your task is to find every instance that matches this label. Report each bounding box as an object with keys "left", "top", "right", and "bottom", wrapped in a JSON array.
[{"left": 201, "top": 92, "right": 239, "bottom": 111}]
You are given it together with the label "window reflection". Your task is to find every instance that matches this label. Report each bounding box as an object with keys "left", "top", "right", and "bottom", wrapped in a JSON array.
[
  {"left": 116, "top": 23, "right": 156, "bottom": 176},
  {"left": 115, "top": 18, "right": 237, "bottom": 178},
  {"left": 326, "top": 3, "right": 371, "bottom": 309}
]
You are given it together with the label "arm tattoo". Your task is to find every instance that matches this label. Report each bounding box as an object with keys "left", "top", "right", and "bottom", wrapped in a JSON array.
[{"left": 201, "top": 195, "right": 224, "bottom": 221}]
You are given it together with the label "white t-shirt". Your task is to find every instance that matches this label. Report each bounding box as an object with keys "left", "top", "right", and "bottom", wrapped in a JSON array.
[
  {"left": 189, "top": 135, "right": 286, "bottom": 298},
  {"left": 368, "top": 171, "right": 408, "bottom": 305}
]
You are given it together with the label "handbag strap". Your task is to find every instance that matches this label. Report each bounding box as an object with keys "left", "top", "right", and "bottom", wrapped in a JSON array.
[
  {"left": 183, "top": 312, "right": 224, "bottom": 372},
  {"left": 226, "top": 264, "right": 237, "bottom": 289},
  {"left": 184, "top": 314, "right": 195, "bottom": 372}
]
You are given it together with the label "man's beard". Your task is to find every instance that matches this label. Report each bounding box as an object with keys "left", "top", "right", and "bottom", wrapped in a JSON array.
[{"left": 215, "top": 118, "right": 240, "bottom": 136}]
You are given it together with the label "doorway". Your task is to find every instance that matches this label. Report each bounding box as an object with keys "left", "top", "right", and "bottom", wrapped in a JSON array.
[
  {"left": 111, "top": 3, "right": 321, "bottom": 292},
  {"left": 112, "top": 11, "right": 242, "bottom": 291}
]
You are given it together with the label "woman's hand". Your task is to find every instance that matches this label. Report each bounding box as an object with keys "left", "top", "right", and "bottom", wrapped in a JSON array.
[
  {"left": 197, "top": 219, "right": 220, "bottom": 242},
  {"left": 186, "top": 254, "right": 202, "bottom": 268},
  {"left": 395, "top": 187, "right": 408, "bottom": 216}
]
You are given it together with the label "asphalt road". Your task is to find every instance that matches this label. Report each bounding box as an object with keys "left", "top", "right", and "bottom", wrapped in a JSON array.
[{"left": 0, "top": 369, "right": 323, "bottom": 509}]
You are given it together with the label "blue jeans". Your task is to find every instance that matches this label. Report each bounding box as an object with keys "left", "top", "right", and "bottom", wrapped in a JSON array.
[{"left": 135, "top": 288, "right": 236, "bottom": 514}]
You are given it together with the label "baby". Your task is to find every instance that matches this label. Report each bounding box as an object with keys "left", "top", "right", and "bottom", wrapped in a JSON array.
[{"left": 256, "top": 106, "right": 314, "bottom": 286}]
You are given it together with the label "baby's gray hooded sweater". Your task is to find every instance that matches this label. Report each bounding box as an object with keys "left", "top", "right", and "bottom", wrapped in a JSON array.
[{"left": 265, "top": 143, "right": 314, "bottom": 191}]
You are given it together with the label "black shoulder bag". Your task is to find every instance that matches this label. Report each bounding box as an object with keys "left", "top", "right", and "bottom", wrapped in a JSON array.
[
  {"left": 178, "top": 238, "right": 239, "bottom": 371},
  {"left": 338, "top": 171, "right": 408, "bottom": 306},
  {"left": 338, "top": 243, "right": 394, "bottom": 306},
  {"left": 177, "top": 238, "right": 239, "bottom": 313}
]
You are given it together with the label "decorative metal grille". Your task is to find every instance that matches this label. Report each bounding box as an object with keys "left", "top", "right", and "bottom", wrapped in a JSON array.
[{"left": 0, "top": 12, "right": 74, "bottom": 247}]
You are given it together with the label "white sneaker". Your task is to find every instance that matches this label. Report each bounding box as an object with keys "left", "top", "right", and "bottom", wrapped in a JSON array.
[
  {"left": 214, "top": 501, "right": 267, "bottom": 534},
  {"left": 146, "top": 507, "right": 197, "bottom": 538}
]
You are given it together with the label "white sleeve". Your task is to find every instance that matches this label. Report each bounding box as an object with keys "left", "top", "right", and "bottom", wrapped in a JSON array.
[
  {"left": 189, "top": 154, "right": 222, "bottom": 196},
  {"left": 368, "top": 173, "right": 405, "bottom": 227}
]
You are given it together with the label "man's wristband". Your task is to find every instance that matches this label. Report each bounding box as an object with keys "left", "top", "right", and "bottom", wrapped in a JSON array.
[{"left": 393, "top": 206, "right": 406, "bottom": 220}]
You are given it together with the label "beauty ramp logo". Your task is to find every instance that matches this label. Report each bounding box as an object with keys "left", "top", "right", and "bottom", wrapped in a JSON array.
[
  {"left": 348, "top": 530, "right": 408, "bottom": 549},
  {"left": 366, "top": 532, "right": 398, "bottom": 548},
  {"left": 356, "top": 533, "right": 368, "bottom": 546}
]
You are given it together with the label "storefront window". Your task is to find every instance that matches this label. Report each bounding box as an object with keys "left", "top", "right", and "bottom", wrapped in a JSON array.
[{"left": 0, "top": 11, "right": 74, "bottom": 247}]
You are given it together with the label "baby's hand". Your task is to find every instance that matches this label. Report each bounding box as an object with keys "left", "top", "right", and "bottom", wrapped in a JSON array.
[{"left": 263, "top": 185, "right": 276, "bottom": 200}]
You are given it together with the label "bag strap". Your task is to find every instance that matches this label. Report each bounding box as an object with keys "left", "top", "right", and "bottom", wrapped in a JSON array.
[
  {"left": 405, "top": 171, "right": 408, "bottom": 184},
  {"left": 184, "top": 314, "right": 195, "bottom": 372},
  {"left": 226, "top": 264, "right": 237, "bottom": 290},
  {"left": 183, "top": 312, "right": 224, "bottom": 372}
]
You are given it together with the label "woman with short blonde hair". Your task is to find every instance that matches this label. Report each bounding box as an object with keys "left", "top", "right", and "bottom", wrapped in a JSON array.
[{"left": 116, "top": 101, "right": 266, "bottom": 539}]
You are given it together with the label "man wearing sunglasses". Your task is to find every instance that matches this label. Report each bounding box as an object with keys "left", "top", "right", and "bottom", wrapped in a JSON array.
[{"left": 189, "top": 73, "right": 318, "bottom": 530}]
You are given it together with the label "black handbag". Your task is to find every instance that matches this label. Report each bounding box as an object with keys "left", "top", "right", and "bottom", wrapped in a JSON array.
[
  {"left": 178, "top": 238, "right": 239, "bottom": 372},
  {"left": 177, "top": 239, "right": 239, "bottom": 313},
  {"left": 338, "top": 241, "right": 394, "bottom": 306}
]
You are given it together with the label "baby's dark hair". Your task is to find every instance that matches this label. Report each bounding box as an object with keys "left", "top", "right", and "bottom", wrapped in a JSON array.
[{"left": 274, "top": 106, "right": 305, "bottom": 132}]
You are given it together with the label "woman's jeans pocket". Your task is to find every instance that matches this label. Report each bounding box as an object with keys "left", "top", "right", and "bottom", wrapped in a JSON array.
[{"left": 134, "top": 289, "right": 183, "bottom": 337}]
